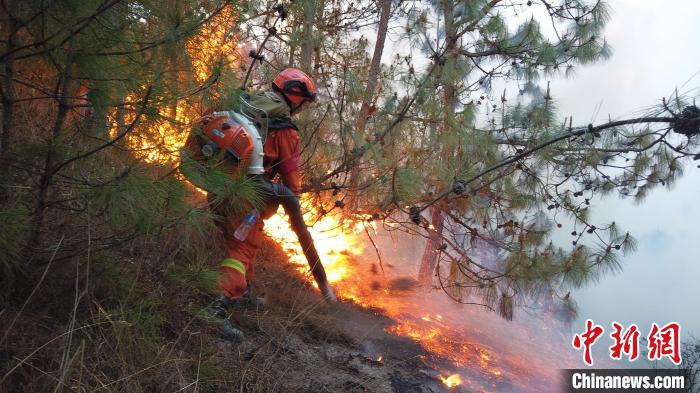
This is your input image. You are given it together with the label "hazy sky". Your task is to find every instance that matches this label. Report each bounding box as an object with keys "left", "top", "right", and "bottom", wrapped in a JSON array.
[{"left": 548, "top": 0, "right": 700, "bottom": 337}]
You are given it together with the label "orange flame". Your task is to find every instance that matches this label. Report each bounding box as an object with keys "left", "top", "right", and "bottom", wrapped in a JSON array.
[
  {"left": 439, "top": 373, "right": 463, "bottom": 388},
  {"left": 263, "top": 198, "right": 365, "bottom": 300},
  {"left": 262, "top": 203, "right": 516, "bottom": 387}
]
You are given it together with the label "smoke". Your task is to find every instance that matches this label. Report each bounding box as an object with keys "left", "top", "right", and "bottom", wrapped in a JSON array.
[{"left": 346, "top": 225, "right": 597, "bottom": 392}]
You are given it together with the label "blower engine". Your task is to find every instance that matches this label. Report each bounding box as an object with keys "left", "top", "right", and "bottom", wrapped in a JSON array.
[{"left": 193, "top": 110, "right": 265, "bottom": 175}]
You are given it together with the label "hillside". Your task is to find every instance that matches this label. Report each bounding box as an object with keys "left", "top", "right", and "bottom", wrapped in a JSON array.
[{"left": 1, "top": 235, "right": 470, "bottom": 393}]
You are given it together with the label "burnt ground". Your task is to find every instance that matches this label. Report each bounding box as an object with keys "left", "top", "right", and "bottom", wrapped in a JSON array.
[
  {"left": 212, "top": 304, "right": 451, "bottom": 393},
  {"left": 202, "top": 239, "right": 465, "bottom": 393}
]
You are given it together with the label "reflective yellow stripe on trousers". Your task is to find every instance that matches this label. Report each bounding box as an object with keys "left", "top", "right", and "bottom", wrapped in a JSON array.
[{"left": 221, "top": 258, "right": 246, "bottom": 275}]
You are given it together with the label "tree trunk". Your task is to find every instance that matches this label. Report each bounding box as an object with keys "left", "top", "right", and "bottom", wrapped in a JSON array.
[
  {"left": 345, "top": 0, "right": 391, "bottom": 208},
  {"left": 24, "top": 62, "right": 73, "bottom": 261},
  {"left": 0, "top": 14, "right": 17, "bottom": 156},
  {"left": 299, "top": 0, "right": 317, "bottom": 73},
  {"left": 417, "top": 1, "right": 457, "bottom": 284},
  {"left": 355, "top": 0, "right": 391, "bottom": 134},
  {"left": 417, "top": 207, "right": 444, "bottom": 283},
  {"left": 440, "top": 0, "right": 458, "bottom": 113}
]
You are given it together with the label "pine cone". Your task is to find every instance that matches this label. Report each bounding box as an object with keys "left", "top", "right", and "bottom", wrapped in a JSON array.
[{"left": 673, "top": 105, "right": 700, "bottom": 136}]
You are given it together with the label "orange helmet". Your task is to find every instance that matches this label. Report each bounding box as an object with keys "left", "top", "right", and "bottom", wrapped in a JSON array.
[{"left": 272, "top": 68, "right": 317, "bottom": 113}]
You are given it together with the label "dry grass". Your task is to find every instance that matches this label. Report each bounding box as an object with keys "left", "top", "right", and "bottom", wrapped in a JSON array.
[{"left": 0, "top": 231, "right": 355, "bottom": 393}]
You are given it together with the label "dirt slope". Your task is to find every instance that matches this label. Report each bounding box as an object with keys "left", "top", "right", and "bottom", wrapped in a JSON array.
[{"left": 207, "top": 239, "right": 460, "bottom": 393}]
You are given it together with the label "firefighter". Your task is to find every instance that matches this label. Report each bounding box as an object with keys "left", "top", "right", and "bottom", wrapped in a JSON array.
[{"left": 194, "top": 68, "right": 336, "bottom": 341}]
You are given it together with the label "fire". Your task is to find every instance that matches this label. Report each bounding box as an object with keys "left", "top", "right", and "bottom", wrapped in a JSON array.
[
  {"left": 388, "top": 322, "right": 441, "bottom": 341},
  {"left": 263, "top": 209, "right": 518, "bottom": 388},
  {"left": 479, "top": 350, "right": 491, "bottom": 362},
  {"left": 421, "top": 314, "right": 444, "bottom": 322},
  {"left": 439, "top": 373, "right": 463, "bottom": 388},
  {"left": 263, "top": 198, "right": 365, "bottom": 299},
  {"left": 109, "top": 5, "right": 244, "bottom": 166},
  {"left": 109, "top": 93, "right": 192, "bottom": 165},
  {"left": 185, "top": 6, "right": 241, "bottom": 83}
]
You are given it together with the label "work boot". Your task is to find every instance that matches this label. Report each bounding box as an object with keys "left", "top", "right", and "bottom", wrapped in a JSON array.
[
  {"left": 232, "top": 283, "right": 267, "bottom": 310},
  {"left": 209, "top": 295, "right": 245, "bottom": 341}
]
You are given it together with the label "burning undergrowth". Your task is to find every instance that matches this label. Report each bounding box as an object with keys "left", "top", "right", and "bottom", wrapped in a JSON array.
[{"left": 264, "top": 199, "right": 588, "bottom": 392}]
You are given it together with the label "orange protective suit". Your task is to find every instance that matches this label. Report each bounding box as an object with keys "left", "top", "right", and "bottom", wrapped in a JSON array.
[{"left": 216, "top": 126, "right": 302, "bottom": 298}]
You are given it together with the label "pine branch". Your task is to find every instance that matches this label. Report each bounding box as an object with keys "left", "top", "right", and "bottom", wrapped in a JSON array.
[
  {"left": 420, "top": 116, "right": 676, "bottom": 212},
  {"left": 307, "top": 60, "right": 441, "bottom": 190},
  {"left": 2, "top": 0, "right": 123, "bottom": 62}
]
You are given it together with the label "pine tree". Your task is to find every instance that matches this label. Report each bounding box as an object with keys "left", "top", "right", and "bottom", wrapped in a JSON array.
[
  {"left": 0, "top": 1, "right": 265, "bottom": 388},
  {"left": 0, "top": 0, "right": 255, "bottom": 284},
  {"left": 247, "top": 0, "right": 699, "bottom": 319}
]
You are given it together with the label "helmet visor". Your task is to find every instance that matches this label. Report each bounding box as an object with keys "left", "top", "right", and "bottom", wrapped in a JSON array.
[{"left": 283, "top": 80, "right": 317, "bottom": 102}]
